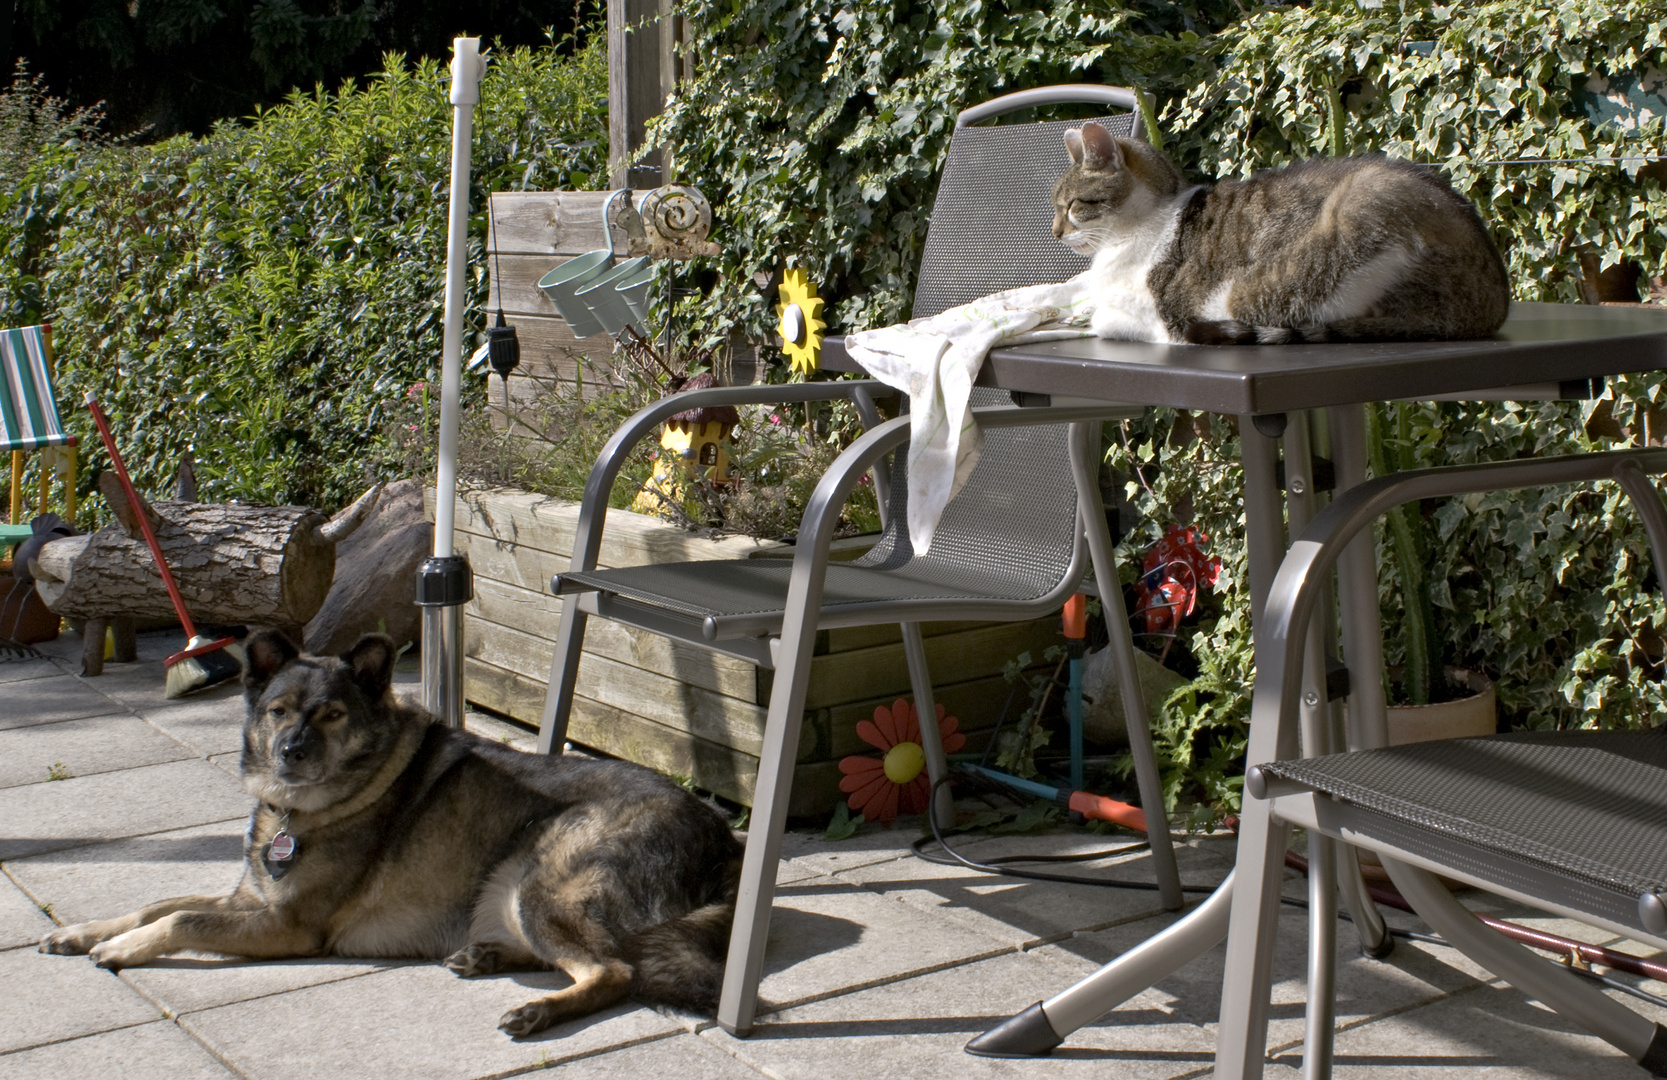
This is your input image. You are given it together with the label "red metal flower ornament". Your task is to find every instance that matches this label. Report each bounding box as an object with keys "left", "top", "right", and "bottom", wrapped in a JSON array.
[
  {"left": 837, "top": 698, "right": 966, "bottom": 824},
  {"left": 1134, "top": 524, "right": 1222, "bottom": 638}
]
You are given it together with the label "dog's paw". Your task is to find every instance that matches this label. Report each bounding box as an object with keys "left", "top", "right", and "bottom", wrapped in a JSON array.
[
  {"left": 444, "top": 943, "right": 504, "bottom": 979},
  {"left": 499, "top": 1000, "right": 557, "bottom": 1039},
  {"left": 88, "top": 925, "right": 166, "bottom": 970},
  {"left": 40, "top": 923, "right": 105, "bottom": 955}
]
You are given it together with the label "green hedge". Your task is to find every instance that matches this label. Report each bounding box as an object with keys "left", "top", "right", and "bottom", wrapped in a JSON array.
[{"left": 0, "top": 40, "right": 607, "bottom": 511}]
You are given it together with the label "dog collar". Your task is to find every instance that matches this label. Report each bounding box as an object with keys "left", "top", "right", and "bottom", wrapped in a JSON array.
[{"left": 261, "top": 808, "right": 299, "bottom": 881}]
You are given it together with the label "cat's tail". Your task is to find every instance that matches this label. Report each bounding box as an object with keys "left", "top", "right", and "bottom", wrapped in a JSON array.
[{"left": 1183, "top": 320, "right": 1328, "bottom": 346}]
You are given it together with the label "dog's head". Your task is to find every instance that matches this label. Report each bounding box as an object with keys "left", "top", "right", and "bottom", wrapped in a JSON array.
[{"left": 239, "top": 630, "right": 411, "bottom": 812}]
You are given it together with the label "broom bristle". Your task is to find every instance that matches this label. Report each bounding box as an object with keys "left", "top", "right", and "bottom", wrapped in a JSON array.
[{"left": 164, "top": 638, "right": 246, "bottom": 699}]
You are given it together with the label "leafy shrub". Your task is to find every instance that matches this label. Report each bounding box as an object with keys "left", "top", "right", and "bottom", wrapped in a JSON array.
[{"left": 0, "top": 38, "right": 608, "bottom": 514}]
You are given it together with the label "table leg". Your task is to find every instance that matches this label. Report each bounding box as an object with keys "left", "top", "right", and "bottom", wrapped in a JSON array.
[
  {"left": 1323, "top": 404, "right": 1392, "bottom": 957},
  {"left": 965, "top": 415, "right": 1289, "bottom": 1056}
]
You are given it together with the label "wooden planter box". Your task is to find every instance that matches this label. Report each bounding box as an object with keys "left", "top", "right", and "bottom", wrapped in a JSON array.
[{"left": 428, "top": 487, "right": 1064, "bottom": 816}]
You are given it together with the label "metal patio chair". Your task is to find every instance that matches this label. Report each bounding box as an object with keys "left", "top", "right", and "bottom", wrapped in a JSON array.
[
  {"left": 535, "top": 85, "right": 1185, "bottom": 1036},
  {"left": 1, "top": 324, "right": 77, "bottom": 553},
  {"left": 1215, "top": 448, "right": 1667, "bottom": 1079}
]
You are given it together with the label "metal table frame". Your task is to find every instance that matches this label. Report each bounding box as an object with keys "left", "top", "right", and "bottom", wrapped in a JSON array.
[{"left": 821, "top": 301, "right": 1667, "bottom": 1057}]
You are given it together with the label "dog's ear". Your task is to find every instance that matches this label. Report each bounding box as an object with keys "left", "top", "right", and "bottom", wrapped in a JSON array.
[
  {"left": 243, "top": 629, "right": 298, "bottom": 696},
  {"left": 343, "top": 634, "right": 396, "bottom": 702}
]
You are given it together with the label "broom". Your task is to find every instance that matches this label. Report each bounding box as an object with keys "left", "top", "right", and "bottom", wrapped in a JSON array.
[{"left": 84, "top": 395, "right": 244, "bottom": 697}]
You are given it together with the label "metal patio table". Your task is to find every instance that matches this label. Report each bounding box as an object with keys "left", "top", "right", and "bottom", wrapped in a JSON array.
[{"left": 822, "top": 300, "right": 1667, "bottom": 1055}]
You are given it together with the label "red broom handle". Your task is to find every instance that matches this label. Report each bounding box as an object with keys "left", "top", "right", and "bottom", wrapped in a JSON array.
[{"left": 84, "top": 394, "right": 199, "bottom": 640}]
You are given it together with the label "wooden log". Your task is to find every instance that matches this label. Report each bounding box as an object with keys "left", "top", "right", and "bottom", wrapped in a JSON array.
[{"left": 33, "top": 492, "right": 379, "bottom": 625}]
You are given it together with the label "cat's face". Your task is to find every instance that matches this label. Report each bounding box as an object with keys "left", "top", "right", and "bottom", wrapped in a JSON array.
[{"left": 1051, "top": 123, "right": 1181, "bottom": 255}]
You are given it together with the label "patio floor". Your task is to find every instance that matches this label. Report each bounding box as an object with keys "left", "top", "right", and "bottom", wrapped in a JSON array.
[{"left": 2, "top": 628, "right": 1663, "bottom": 1079}]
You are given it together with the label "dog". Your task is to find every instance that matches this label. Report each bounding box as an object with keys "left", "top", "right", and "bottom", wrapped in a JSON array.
[{"left": 40, "top": 629, "right": 744, "bottom": 1037}]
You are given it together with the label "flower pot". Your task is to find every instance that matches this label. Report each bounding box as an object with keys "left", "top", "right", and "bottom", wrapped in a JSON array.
[{"left": 1385, "top": 667, "right": 1496, "bottom": 746}]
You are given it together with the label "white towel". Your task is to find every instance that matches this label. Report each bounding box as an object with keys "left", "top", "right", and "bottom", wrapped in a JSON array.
[{"left": 845, "top": 275, "right": 1097, "bottom": 553}]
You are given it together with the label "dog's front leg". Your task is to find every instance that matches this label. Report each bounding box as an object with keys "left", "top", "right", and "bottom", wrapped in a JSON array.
[
  {"left": 89, "top": 904, "right": 325, "bottom": 969},
  {"left": 41, "top": 892, "right": 255, "bottom": 956}
]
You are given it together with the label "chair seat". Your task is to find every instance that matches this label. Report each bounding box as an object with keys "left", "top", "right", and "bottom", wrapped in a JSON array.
[
  {"left": 1262, "top": 729, "right": 1667, "bottom": 934},
  {"left": 559, "top": 554, "right": 1064, "bottom": 624}
]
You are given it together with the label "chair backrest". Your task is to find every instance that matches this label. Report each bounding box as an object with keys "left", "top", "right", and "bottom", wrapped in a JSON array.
[
  {"left": 0, "top": 325, "right": 69, "bottom": 453},
  {"left": 856, "top": 90, "right": 1143, "bottom": 592}
]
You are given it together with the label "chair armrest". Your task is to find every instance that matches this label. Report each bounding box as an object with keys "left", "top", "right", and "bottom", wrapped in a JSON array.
[{"left": 565, "top": 380, "right": 899, "bottom": 574}]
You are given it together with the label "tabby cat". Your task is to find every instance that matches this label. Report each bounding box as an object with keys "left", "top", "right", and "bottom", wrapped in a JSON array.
[{"left": 1051, "top": 122, "right": 1510, "bottom": 345}]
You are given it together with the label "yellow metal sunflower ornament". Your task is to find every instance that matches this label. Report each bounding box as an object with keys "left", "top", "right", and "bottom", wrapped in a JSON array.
[{"left": 776, "top": 267, "right": 826, "bottom": 377}]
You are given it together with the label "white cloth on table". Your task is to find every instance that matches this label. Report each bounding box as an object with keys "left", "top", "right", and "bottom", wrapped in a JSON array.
[{"left": 844, "top": 275, "right": 1097, "bottom": 553}]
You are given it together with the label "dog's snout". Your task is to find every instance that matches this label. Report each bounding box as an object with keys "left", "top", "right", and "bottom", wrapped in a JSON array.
[{"left": 279, "top": 724, "right": 319, "bottom": 765}]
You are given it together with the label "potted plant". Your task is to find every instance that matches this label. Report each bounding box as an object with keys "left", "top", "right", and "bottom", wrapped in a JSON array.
[{"left": 1365, "top": 403, "right": 1498, "bottom": 744}]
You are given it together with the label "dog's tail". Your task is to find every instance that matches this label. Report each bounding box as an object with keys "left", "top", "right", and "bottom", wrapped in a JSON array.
[{"left": 624, "top": 899, "right": 735, "bottom": 1014}]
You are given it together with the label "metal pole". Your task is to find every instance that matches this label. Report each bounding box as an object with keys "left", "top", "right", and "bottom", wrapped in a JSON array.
[{"left": 419, "top": 37, "right": 483, "bottom": 727}]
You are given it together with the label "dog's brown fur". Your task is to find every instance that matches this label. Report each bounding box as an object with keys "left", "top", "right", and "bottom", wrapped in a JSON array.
[{"left": 40, "top": 630, "right": 743, "bottom": 1037}]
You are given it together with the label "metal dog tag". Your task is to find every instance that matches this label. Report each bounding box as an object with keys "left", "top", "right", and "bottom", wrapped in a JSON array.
[{"left": 262, "top": 830, "right": 297, "bottom": 880}]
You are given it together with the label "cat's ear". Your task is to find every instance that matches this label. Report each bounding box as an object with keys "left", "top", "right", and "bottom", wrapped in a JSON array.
[
  {"left": 1078, "top": 123, "right": 1124, "bottom": 172},
  {"left": 1064, "top": 128, "right": 1085, "bottom": 165}
]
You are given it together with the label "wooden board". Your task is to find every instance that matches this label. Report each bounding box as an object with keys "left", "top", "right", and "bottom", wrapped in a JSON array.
[
  {"left": 436, "top": 487, "right": 784, "bottom": 564},
  {"left": 464, "top": 656, "right": 838, "bottom": 816},
  {"left": 467, "top": 574, "right": 760, "bottom": 702},
  {"left": 487, "top": 191, "right": 650, "bottom": 257}
]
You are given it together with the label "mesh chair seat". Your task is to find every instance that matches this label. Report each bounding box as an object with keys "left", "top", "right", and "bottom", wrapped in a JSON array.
[{"left": 1260, "top": 729, "right": 1667, "bottom": 926}]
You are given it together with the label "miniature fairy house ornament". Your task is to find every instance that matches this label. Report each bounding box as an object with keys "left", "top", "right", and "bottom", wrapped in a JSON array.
[{"left": 632, "top": 373, "right": 741, "bottom": 515}]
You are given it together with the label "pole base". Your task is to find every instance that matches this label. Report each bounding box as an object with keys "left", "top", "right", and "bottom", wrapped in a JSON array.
[{"left": 965, "top": 1001, "right": 1064, "bottom": 1058}]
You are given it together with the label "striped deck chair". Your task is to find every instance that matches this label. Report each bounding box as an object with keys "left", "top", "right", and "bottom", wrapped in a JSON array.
[{"left": 1, "top": 324, "right": 77, "bottom": 553}]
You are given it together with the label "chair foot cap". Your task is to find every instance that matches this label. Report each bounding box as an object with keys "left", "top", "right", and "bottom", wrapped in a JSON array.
[
  {"left": 965, "top": 1001, "right": 1063, "bottom": 1058},
  {"left": 1360, "top": 930, "right": 1396, "bottom": 960}
]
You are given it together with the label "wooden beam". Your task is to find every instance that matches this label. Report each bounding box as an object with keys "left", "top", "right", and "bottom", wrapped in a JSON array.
[{"left": 609, "top": 0, "right": 671, "bottom": 189}]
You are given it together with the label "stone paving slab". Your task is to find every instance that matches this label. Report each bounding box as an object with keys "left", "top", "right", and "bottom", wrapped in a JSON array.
[
  {"left": 122, "top": 956, "right": 413, "bottom": 1018},
  {"left": 7, "top": 820, "right": 247, "bottom": 926},
  {"left": 135, "top": 691, "right": 248, "bottom": 759},
  {"left": 0, "top": 713, "right": 196, "bottom": 789},
  {"left": 0, "top": 874, "right": 53, "bottom": 949},
  {"left": 0, "top": 654, "right": 62, "bottom": 685},
  {"left": 1263, "top": 979, "right": 1667, "bottom": 1079},
  {"left": 0, "top": 944, "right": 162, "bottom": 1056},
  {"left": 1037, "top": 896, "right": 1500, "bottom": 1055},
  {"left": 756, "top": 874, "right": 1013, "bottom": 1013},
  {"left": 706, "top": 948, "right": 1219, "bottom": 1080},
  {"left": 544, "top": 1032, "right": 768, "bottom": 1079},
  {"left": 178, "top": 961, "right": 683, "bottom": 1080},
  {"left": 831, "top": 831, "right": 1235, "bottom": 949},
  {"left": 0, "top": 758, "right": 249, "bottom": 861},
  {"left": 0, "top": 1018, "right": 238, "bottom": 1080},
  {"left": 1, "top": 675, "right": 121, "bottom": 730}
]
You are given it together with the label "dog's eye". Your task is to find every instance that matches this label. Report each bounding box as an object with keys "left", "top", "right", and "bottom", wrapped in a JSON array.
[{"left": 269, "top": 704, "right": 286, "bottom": 718}]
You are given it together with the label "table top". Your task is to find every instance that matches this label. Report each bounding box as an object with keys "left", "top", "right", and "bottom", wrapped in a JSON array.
[{"left": 823, "top": 302, "right": 1667, "bottom": 416}]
